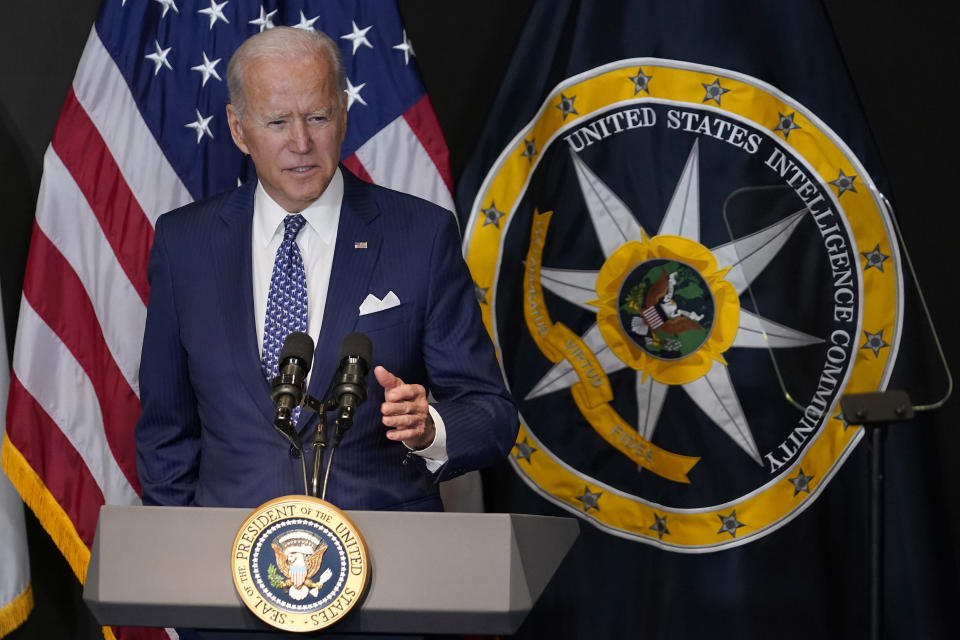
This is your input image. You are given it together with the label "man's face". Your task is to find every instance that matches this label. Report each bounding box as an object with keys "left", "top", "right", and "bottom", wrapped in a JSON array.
[{"left": 226, "top": 52, "right": 346, "bottom": 213}]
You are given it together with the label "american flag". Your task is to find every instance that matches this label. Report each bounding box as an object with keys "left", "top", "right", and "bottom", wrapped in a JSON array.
[{"left": 0, "top": 2, "right": 452, "bottom": 638}]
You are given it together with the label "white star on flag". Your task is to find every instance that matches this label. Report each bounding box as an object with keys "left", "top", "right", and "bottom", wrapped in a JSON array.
[
  {"left": 185, "top": 109, "right": 214, "bottom": 143},
  {"left": 249, "top": 5, "right": 277, "bottom": 32},
  {"left": 393, "top": 30, "right": 415, "bottom": 65},
  {"left": 341, "top": 20, "right": 374, "bottom": 54},
  {"left": 345, "top": 78, "right": 368, "bottom": 110},
  {"left": 293, "top": 10, "right": 319, "bottom": 31},
  {"left": 145, "top": 40, "right": 173, "bottom": 76},
  {"left": 198, "top": 0, "right": 229, "bottom": 30},
  {"left": 154, "top": 0, "right": 179, "bottom": 18},
  {"left": 191, "top": 52, "right": 222, "bottom": 86}
]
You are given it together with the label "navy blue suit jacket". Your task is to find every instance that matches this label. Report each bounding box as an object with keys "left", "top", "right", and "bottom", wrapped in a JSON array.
[{"left": 135, "top": 169, "right": 517, "bottom": 510}]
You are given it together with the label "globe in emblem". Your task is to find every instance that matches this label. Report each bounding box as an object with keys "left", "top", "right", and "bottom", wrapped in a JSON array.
[{"left": 617, "top": 259, "right": 714, "bottom": 360}]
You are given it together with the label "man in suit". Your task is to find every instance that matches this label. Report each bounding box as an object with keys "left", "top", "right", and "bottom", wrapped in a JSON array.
[{"left": 135, "top": 26, "right": 517, "bottom": 511}]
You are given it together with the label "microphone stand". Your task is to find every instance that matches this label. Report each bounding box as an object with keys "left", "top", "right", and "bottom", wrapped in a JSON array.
[
  {"left": 301, "top": 394, "right": 357, "bottom": 498},
  {"left": 302, "top": 393, "right": 332, "bottom": 498},
  {"left": 300, "top": 392, "right": 358, "bottom": 500},
  {"left": 321, "top": 404, "right": 356, "bottom": 501}
]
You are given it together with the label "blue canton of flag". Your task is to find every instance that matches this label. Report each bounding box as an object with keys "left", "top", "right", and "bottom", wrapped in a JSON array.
[{"left": 97, "top": 0, "right": 452, "bottom": 203}]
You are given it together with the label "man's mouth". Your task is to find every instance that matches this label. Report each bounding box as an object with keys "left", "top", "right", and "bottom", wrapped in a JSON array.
[{"left": 288, "top": 166, "right": 316, "bottom": 174}]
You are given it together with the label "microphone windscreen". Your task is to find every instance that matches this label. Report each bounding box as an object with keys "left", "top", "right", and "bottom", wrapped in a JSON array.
[
  {"left": 339, "top": 332, "right": 372, "bottom": 363},
  {"left": 280, "top": 332, "right": 315, "bottom": 372}
]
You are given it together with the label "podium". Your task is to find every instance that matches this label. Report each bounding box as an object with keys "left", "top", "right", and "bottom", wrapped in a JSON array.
[{"left": 83, "top": 506, "right": 578, "bottom": 635}]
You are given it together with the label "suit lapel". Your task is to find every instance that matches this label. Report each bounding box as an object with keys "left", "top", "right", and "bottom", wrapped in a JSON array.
[
  {"left": 211, "top": 181, "right": 277, "bottom": 425},
  {"left": 301, "top": 170, "right": 382, "bottom": 432}
]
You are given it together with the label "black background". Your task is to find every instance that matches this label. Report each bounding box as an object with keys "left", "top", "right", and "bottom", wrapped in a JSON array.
[{"left": 1, "top": 1, "right": 956, "bottom": 637}]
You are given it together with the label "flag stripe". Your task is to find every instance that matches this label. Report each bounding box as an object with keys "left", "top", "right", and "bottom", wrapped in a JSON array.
[
  {"left": 6, "top": 378, "right": 107, "bottom": 547},
  {"left": 13, "top": 301, "right": 140, "bottom": 510},
  {"left": 23, "top": 227, "right": 142, "bottom": 495},
  {"left": 403, "top": 94, "right": 454, "bottom": 192},
  {"left": 52, "top": 88, "right": 153, "bottom": 304},
  {"left": 36, "top": 149, "right": 146, "bottom": 397},
  {"left": 353, "top": 115, "right": 456, "bottom": 211},
  {"left": 343, "top": 154, "right": 374, "bottom": 183},
  {"left": 72, "top": 28, "right": 191, "bottom": 223}
]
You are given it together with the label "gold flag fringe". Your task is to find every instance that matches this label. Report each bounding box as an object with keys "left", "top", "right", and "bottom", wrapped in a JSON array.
[
  {"left": 2, "top": 435, "right": 145, "bottom": 640},
  {"left": 1, "top": 433, "right": 91, "bottom": 586},
  {"left": 0, "top": 584, "right": 33, "bottom": 638}
]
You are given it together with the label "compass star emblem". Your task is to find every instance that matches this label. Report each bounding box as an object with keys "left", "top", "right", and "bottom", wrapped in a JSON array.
[{"left": 525, "top": 141, "right": 821, "bottom": 467}]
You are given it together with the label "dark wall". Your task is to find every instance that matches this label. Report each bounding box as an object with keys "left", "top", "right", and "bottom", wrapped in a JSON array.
[{"left": 2, "top": 2, "right": 956, "bottom": 638}]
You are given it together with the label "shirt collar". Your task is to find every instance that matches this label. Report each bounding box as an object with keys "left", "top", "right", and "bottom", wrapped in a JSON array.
[{"left": 253, "top": 167, "right": 344, "bottom": 248}]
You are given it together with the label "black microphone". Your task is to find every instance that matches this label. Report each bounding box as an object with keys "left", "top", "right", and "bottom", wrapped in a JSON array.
[
  {"left": 316, "top": 332, "right": 372, "bottom": 500},
  {"left": 270, "top": 331, "right": 315, "bottom": 439},
  {"left": 329, "top": 332, "right": 372, "bottom": 440}
]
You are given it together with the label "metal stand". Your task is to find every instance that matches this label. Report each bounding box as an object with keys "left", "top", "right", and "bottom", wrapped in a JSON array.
[{"left": 840, "top": 389, "right": 913, "bottom": 640}]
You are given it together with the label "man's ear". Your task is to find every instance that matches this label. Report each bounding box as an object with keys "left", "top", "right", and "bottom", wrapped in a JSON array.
[{"left": 226, "top": 104, "right": 249, "bottom": 155}]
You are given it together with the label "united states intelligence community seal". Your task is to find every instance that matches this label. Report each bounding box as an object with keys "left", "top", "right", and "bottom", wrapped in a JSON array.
[
  {"left": 231, "top": 496, "right": 370, "bottom": 632},
  {"left": 463, "top": 58, "right": 903, "bottom": 551}
]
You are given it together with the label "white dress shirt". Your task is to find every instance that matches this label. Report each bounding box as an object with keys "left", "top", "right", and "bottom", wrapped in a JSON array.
[{"left": 250, "top": 169, "right": 446, "bottom": 468}]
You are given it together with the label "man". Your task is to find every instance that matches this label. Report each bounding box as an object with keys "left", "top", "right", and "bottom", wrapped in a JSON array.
[{"left": 135, "top": 27, "right": 517, "bottom": 511}]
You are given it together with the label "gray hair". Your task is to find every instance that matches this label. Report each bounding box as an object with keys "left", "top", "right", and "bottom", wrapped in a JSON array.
[{"left": 227, "top": 26, "right": 345, "bottom": 117}]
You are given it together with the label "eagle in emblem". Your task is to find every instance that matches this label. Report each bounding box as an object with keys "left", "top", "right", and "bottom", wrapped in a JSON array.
[
  {"left": 271, "top": 533, "right": 332, "bottom": 601},
  {"left": 629, "top": 271, "right": 704, "bottom": 344}
]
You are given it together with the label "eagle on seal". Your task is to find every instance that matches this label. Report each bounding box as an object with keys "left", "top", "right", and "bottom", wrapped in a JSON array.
[{"left": 271, "top": 538, "right": 329, "bottom": 594}]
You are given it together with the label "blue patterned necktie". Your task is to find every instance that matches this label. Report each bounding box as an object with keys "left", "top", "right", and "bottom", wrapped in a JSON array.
[{"left": 261, "top": 215, "right": 309, "bottom": 406}]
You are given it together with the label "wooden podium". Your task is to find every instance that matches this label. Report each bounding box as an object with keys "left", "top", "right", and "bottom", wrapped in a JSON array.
[{"left": 83, "top": 506, "right": 578, "bottom": 635}]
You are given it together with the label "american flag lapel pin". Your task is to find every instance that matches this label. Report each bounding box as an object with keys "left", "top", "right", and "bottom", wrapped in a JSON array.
[{"left": 354, "top": 241, "right": 368, "bottom": 249}]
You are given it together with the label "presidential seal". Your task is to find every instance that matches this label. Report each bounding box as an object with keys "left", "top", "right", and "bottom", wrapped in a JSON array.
[
  {"left": 231, "top": 496, "right": 370, "bottom": 632},
  {"left": 463, "top": 59, "right": 902, "bottom": 551}
]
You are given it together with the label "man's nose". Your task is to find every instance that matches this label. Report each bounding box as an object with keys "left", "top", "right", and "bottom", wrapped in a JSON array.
[{"left": 288, "top": 120, "right": 312, "bottom": 153}]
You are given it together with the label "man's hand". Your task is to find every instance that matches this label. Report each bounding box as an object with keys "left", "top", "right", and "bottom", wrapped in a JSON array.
[{"left": 375, "top": 366, "right": 435, "bottom": 450}]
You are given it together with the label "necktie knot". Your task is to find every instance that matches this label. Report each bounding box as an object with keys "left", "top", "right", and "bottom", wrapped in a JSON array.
[{"left": 283, "top": 214, "right": 307, "bottom": 242}]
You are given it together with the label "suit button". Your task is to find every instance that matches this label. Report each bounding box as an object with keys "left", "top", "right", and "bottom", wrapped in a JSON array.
[{"left": 289, "top": 446, "right": 301, "bottom": 458}]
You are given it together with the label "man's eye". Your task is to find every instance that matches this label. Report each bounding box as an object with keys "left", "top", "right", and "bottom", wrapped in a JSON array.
[
  {"left": 268, "top": 120, "right": 285, "bottom": 128},
  {"left": 308, "top": 115, "right": 327, "bottom": 124}
]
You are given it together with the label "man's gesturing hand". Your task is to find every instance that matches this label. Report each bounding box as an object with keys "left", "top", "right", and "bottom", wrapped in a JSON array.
[{"left": 375, "top": 366, "right": 435, "bottom": 450}]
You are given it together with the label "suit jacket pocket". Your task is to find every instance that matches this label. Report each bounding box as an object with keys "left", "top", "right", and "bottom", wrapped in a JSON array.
[{"left": 355, "top": 303, "right": 410, "bottom": 333}]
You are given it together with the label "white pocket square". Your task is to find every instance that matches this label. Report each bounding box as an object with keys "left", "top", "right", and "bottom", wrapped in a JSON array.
[{"left": 358, "top": 290, "right": 401, "bottom": 316}]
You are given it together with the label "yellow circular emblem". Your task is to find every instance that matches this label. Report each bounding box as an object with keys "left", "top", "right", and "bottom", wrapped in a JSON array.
[
  {"left": 463, "top": 59, "right": 902, "bottom": 550},
  {"left": 231, "top": 495, "right": 370, "bottom": 631}
]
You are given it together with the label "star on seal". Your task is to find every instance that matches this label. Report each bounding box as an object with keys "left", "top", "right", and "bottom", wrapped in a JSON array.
[
  {"left": 829, "top": 169, "right": 858, "bottom": 196},
  {"left": 773, "top": 112, "right": 801, "bottom": 139},
  {"left": 481, "top": 202, "right": 506, "bottom": 228},
  {"left": 514, "top": 437, "right": 537, "bottom": 462},
  {"left": 556, "top": 93, "right": 579, "bottom": 120},
  {"left": 649, "top": 513, "right": 670, "bottom": 539},
  {"left": 628, "top": 67, "right": 652, "bottom": 95},
  {"left": 474, "top": 283, "right": 489, "bottom": 305},
  {"left": 861, "top": 329, "right": 890, "bottom": 357},
  {"left": 788, "top": 468, "right": 814, "bottom": 496},
  {"left": 575, "top": 487, "right": 602, "bottom": 512},
  {"left": 717, "top": 510, "right": 745, "bottom": 537},
  {"left": 521, "top": 138, "right": 538, "bottom": 163},
  {"left": 861, "top": 244, "right": 890, "bottom": 272},
  {"left": 833, "top": 412, "right": 852, "bottom": 431},
  {"left": 701, "top": 78, "right": 730, "bottom": 105}
]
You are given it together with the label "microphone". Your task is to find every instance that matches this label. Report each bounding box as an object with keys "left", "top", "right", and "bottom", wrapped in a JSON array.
[
  {"left": 270, "top": 331, "right": 315, "bottom": 438},
  {"left": 314, "top": 332, "right": 372, "bottom": 500},
  {"left": 329, "top": 333, "right": 372, "bottom": 440}
]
